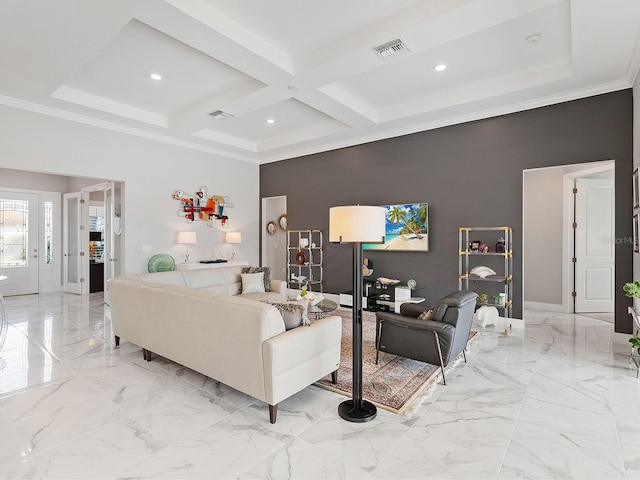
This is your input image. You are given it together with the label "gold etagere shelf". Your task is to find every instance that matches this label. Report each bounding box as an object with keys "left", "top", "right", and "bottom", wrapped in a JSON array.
[{"left": 458, "top": 226, "right": 513, "bottom": 318}]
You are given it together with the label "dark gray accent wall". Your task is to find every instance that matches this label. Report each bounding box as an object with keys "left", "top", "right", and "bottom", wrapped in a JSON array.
[{"left": 260, "top": 90, "right": 634, "bottom": 333}]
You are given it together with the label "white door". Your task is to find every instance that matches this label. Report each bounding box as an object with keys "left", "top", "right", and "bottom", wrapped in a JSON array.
[
  {"left": 575, "top": 178, "right": 615, "bottom": 312},
  {"left": 63, "top": 192, "right": 88, "bottom": 294},
  {"left": 0, "top": 191, "right": 39, "bottom": 295},
  {"left": 103, "top": 182, "right": 118, "bottom": 304}
]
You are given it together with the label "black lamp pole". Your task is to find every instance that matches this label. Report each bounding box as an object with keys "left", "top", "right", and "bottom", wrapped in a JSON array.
[{"left": 337, "top": 240, "right": 377, "bottom": 422}]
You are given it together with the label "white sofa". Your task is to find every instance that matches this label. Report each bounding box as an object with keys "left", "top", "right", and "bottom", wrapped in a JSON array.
[{"left": 107, "top": 265, "right": 342, "bottom": 423}]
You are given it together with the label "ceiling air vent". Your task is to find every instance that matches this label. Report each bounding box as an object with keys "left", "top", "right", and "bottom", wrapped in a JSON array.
[
  {"left": 373, "top": 38, "right": 411, "bottom": 61},
  {"left": 209, "top": 110, "right": 234, "bottom": 120}
]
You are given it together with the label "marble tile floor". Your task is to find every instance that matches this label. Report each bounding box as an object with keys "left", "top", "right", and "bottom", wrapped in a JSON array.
[{"left": 0, "top": 292, "right": 638, "bottom": 479}]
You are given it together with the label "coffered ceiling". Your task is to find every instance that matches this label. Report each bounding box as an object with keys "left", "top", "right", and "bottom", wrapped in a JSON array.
[{"left": 1, "top": 0, "right": 639, "bottom": 164}]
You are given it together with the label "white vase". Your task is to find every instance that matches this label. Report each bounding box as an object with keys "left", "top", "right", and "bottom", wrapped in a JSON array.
[{"left": 634, "top": 298, "right": 640, "bottom": 311}]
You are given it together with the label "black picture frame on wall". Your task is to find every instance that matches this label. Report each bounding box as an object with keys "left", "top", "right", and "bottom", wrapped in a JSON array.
[
  {"left": 634, "top": 214, "right": 639, "bottom": 253},
  {"left": 634, "top": 168, "right": 639, "bottom": 209}
]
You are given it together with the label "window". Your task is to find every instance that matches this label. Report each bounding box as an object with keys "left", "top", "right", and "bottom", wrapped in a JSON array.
[
  {"left": 0, "top": 199, "right": 29, "bottom": 268},
  {"left": 44, "top": 201, "right": 53, "bottom": 265}
]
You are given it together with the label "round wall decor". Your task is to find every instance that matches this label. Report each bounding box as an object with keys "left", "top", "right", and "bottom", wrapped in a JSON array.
[
  {"left": 278, "top": 214, "right": 287, "bottom": 231},
  {"left": 267, "top": 221, "right": 277, "bottom": 235}
]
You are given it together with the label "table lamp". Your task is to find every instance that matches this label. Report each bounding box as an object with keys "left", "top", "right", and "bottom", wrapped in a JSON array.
[
  {"left": 177, "top": 231, "right": 197, "bottom": 264},
  {"left": 225, "top": 231, "right": 242, "bottom": 259},
  {"left": 329, "top": 205, "right": 385, "bottom": 422}
]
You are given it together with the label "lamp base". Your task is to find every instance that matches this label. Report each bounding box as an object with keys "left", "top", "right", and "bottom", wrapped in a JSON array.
[{"left": 338, "top": 399, "right": 377, "bottom": 423}]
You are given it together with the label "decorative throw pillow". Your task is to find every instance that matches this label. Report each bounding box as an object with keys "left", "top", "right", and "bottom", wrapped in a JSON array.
[
  {"left": 418, "top": 309, "right": 433, "bottom": 320},
  {"left": 242, "top": 266, "right": 271, "bottom": 292},
  {"left": 241, "top": 272, "right": 265, "bottom": 294},
  {"left": 265, "top": 300, "right": 310, "bottom": 330}
]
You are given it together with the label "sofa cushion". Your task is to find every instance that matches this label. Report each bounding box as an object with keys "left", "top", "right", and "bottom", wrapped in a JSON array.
[
  {"left": 241, "top": 272, "right": 265, "bottom": 294},
  {"left": 242, "top": 266, "right": 271, "bottom": 292},
  {"left": 265, "top": 300, "right": 310, "bottom": 330},
  {"left": 243, "top": 291, "right": 284, "bottom": 303}
]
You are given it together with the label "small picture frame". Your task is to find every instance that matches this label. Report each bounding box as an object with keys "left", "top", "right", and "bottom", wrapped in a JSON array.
[
  {"left": 634, "top": 168, "right": 639, "bottom": 209},
  {"left": 634, "top": 214, "right": 639, "bottom": 253}
]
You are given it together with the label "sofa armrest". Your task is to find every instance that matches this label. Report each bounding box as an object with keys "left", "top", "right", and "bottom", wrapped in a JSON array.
[
  {"left": 262, "top": 315, "right": 342, "bottom": 405},
  {"left": 271, "top": 279, "right": 287, "bottom": 300}
]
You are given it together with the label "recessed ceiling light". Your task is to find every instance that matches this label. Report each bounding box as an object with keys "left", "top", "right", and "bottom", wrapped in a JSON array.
[
  {"left": 434, "top": 64, "right": 447, "bottom": 72},
  {"left": 149, "top": 73, "right": 162, "bottom": 80},
  {"left": 266, "top": 118, "right": 275, "bottom": 124},
  {"left": 526, "top": 33, "right": 542, "bottom": 43}
]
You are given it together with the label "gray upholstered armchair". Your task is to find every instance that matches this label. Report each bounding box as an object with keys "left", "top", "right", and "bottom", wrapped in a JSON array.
[{"left": 375, "top": 290, "right": 477, "bottom": 384}]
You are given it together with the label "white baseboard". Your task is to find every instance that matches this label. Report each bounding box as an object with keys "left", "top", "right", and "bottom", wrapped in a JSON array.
[{"left": 524, "top": 301, "right": 565, "bottom": 312}]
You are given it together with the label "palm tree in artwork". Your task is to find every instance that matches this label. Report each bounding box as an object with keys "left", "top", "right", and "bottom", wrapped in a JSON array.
[
  {"left": 387, "top": 206, "right": 406, "bottom": 226},
  {"left": 389, "top": 205, "right": 424, "bottom": 239}
]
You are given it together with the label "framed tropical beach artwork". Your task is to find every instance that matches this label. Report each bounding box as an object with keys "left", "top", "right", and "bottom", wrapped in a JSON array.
[{"left": 363, "top": 202, "right": 428, "bottom": 252}]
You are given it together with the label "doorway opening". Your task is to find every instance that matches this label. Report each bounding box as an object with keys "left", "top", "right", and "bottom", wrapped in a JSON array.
[
  {"left": 523, "top": 160, "right": 615, "bottom": 317},
  {"left": 64, "top": 181, "right": 123, "bottom": 304}
]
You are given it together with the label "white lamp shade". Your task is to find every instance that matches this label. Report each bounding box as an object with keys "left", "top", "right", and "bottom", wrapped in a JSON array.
[
  {"left": 329, "top": 205, "right": 386, "bottom": 243},
  {"left": 177, "top": 231, "right": 197, "bottom": 245},
  {"left": 225, "top": 232, "right": 242, "bottom": 244}
]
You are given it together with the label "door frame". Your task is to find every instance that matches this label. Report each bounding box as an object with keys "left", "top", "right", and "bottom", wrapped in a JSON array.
[
  {"left": 81, "top": 181, "right": 123, "bottom": 302},
  {"left": 562, "top": 160, "right": 615, "bottom": 313}
]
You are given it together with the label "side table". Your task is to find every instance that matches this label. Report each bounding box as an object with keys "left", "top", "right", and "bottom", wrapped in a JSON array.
[{"left": 308, "top": 298, "right": 338, "bottom": 319}]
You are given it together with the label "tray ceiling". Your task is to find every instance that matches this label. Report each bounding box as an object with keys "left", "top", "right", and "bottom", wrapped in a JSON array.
[{"left": 0, "top": 0, "right": 639, "bottom": 164}]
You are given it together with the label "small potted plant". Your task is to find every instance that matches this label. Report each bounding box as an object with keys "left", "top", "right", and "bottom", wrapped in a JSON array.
[
  {"left": 630, "top": 335, "right": 640, "bottom": 356},
  {"left": 623, "top": 281, "right": 640, "bottom": 310}
]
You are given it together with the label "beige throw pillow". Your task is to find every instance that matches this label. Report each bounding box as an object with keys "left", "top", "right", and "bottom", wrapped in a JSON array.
[
  {"left": 241, "top": 272, "right": 265, "bottom": 294},
  {"left": 242, "top": 266, "right": 272, "bottom": 292},
  {"left": 266, "top": 300, "right": 310, "bottom": 330},
  {"left": 418, "top": 309, "right": 433, "bottom": 320}
]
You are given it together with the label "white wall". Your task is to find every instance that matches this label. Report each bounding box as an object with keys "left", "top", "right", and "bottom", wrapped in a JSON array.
[
  {"left": 0, "top": 104, "right": 260, "bottom": 275},
  {"left": 523, "top": 167, "right": 565, "bottom": 305},
  {"left": 0, "top": 167, "right": 74, "bottom": 192}
]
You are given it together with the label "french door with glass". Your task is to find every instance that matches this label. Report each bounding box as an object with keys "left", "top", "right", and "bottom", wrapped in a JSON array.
[{"left": 0, "top": 191, "right": 39, "bottom": 296}]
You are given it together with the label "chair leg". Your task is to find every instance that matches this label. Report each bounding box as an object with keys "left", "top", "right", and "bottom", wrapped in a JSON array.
[
  {"left": 432, "top": 331, "right": 446, "bottom": 385},
  {"left": 269, "top": 404, "right": 277, "bottom": 424},
  {"left": 331, "top": 370, "right": 338, "bottom": 384},
  {"left": 463, "top": 349, "right": 467, "bottom": 363},
  {"left": 375, "top": 319, "right": 382, "bottom": 365},
  {"left": 114, "top": 335, "right": 120, "bottom": 346}
]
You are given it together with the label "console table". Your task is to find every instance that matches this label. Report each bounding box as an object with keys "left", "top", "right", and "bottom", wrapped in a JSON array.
[
  {"left": 177, "top": 260, "right": 248, "bottom": 271},
  {"left": 367, "top": 283, "right": 425, "bottom": 313}
]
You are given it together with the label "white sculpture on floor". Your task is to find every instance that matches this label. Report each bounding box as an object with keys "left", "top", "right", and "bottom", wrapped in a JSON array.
[{"left": 474, "top": 305, "right": 499, "bottom": 327}]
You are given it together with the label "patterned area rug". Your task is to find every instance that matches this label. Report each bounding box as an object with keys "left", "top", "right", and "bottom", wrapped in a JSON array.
[{"left": 315, "top": 307, "right": 474, "bottom": 415}]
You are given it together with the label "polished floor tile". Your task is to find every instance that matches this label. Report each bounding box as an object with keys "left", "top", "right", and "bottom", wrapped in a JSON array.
[{"left": 0, "top": 292, "right": 638, "bottom": 479}]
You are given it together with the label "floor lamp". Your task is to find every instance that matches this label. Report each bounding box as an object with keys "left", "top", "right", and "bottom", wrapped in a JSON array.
[{"left": 329, "top": 205, "right": 386, "bottom": 422}]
